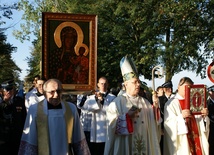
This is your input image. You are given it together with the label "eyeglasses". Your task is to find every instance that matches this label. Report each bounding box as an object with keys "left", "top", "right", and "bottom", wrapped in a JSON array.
[
  {"left": 46, "top": 89, "right": 62, "bottom": 95},
  {"left": 129, "top": 80, "right": 141, "bottom": 85}
]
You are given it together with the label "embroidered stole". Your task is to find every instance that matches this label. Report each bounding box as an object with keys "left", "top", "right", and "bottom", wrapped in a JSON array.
[
  {"left": 179, "top": 99, "right": 202, "bottom": 155},
  {"left": 37, "top": 101, "right": 49, "bottom": 155},
  {"left": 36, "top": 100, "right": 74, "bottom": 155}
]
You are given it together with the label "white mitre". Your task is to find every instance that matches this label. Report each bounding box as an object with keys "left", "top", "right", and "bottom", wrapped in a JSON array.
[{"left": 120, "top": 55, "right": 138, "bottom": 81}]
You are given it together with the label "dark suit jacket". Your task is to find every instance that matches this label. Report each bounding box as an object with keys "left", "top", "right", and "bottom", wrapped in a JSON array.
[
  {"left": 159, "top": 95, "right": 168, "bottom": 129},
  {"left": 207, "top": 98, "right": 214, "bottom": 142}
]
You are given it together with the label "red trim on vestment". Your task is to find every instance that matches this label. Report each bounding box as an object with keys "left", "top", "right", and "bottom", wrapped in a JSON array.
[
  {"left": 153, "top": 105, "right": 161, "bottom": 122},
  {"left": 126, "top": 113, "right": 133, "bottom": 133},
  {"left": 179, "top": 99, "right": 203, "bottom": 155}
]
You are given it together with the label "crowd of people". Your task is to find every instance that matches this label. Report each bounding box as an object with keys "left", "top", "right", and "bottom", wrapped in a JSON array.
[{"left": 0, "top": 56, "right": 213, "bottom": 155}]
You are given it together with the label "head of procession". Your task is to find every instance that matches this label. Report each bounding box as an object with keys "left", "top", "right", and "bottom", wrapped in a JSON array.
[{"left": 120, "top": 55, "right": 141, "bottom": 96}]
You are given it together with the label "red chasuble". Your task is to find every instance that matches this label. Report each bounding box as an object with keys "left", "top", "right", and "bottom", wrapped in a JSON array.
[{"left": 179, "top": 99, "right": 203, "bottom": 155}]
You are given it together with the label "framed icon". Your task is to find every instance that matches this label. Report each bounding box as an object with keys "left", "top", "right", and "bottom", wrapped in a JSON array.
[
  {"left": 185, "top": 84, "right": 207, "bottom": 115},
  {"left": 42, "top": 12, "right": 97, "bottom": 91}
]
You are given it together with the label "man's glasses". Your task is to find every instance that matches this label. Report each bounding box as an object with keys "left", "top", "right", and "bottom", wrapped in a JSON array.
[
  {"left": 129, "top": 80, "right": 141, "bottom": 85},
  {"left": 46, "top": 89, "right": 62, "bottom": 95}
]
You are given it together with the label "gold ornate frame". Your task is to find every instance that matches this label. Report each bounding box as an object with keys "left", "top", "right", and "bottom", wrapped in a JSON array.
[
  {"left": 42, "top": 12, "right": 97, "bottom": 91},
  {"left": 185, "top": 84, "right": 207, "bottom": 115}
]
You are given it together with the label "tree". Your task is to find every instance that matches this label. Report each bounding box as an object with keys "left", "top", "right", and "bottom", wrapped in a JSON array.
[
  {"left": 0, "top": 31, "right": 21, "bottom": 83},
  {"left": 13, "top": 0, "right": 44, "bottom": 83},
  {"left": 96, "top": 0, "right": 162, "bottom": 83},
  {"left": 0, "top": 2, "right": 23, "bottom": 85},
  {"left": 15, "top": 0, "right": 214, "bottom": 88},
  {"left": 156, "top": 0, "right": 214, "bottom": 81},
  {"left": 0, "top": 3, "right": 18, "bottom": 31},
  {"left": 95, "top": 0, "right": 214, "bottom": 82},
  {"left": 25, "top": 36, "right": 41, "bottom": 81}
]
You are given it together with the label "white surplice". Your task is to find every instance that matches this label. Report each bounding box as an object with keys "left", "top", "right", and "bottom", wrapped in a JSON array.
[
  {"left": 25, "top": 92, "right": 45, "bottom": 112},
  {"left": 164, "top": 93, "right": 210, "bottom": 155},
  {"left": 81, "top": 93, "right": 116, "bottom": 143}
]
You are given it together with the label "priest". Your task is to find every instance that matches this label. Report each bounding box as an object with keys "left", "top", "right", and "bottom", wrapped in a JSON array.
[
  {"left": 104, "top": 56, "right": 161, "bottom": 155},
  {"left": 164, "top": 77, "right": 209, "bottom": 155},
  {"left": 18, "top": 79, "right": 90, "bottom": 155}
]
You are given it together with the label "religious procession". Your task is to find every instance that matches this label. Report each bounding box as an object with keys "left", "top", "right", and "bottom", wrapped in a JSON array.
[
  {"left": 1, "top": 1, "right": 214, "bottom": 154},
  {"left": 0, "top": 54, "right": 213, "bottom": 155}
]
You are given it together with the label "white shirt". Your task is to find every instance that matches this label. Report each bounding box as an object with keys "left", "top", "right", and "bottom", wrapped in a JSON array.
[
  {"left": 77, "top": 94, "right": 92, "bottom": 132},
  {"left": 25, "top": 89, "right": 45, "bottom": 112},
  {"left": 81, "top": 93, "right": 116, "bottom": 142}
]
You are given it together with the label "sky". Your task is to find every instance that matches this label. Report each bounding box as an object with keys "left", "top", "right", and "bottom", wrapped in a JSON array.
[
  {"left": 1, "top": 0, "right": 33, "bottom": 81},
  {"left": 1, "top": 0, "right": 214, "bottom": 91}
]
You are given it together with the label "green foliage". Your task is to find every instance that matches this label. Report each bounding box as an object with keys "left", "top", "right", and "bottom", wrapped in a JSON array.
[
  {"left": 156, "top": 0, "right": 214, "bottom": 81},
  {"left": 25, "top": 35, "right": 42, "bottom": 82},
  {"left": 0, "top": 2, "right": 23, "bottom": 85},
  {"left": 15, "top": 0, "right": 214, "bottom": 87},
  {"left": 0, "top": 32, "right": 21, "bottom": 83},
  {"left": 0, "top": 3, "right": 18, "bottom": 31},
  {"left": 133, "top": 134, "right": 146, "bottom": 155}
]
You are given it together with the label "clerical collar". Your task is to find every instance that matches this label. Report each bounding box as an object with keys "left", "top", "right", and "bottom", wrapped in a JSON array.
[
  {"left": 99, "top": 91, "right": 109, "bottom": 97},
  {"left": 36, "top": 91, "right": 43, "bottom": 97},
  {"left": 47, "top": 102, "right": 62, "bottom": 109}
]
